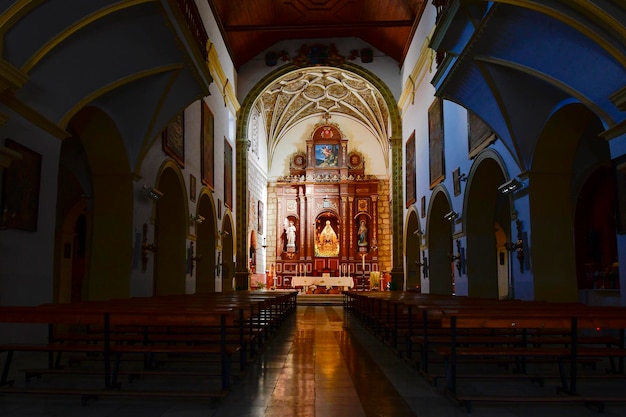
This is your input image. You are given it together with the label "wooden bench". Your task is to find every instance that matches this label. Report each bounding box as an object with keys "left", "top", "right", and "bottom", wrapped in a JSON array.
[
  {"left": 0, "top": 304, "right": 239, "bottom": 399},
  {"left": 435, "top": 307, "right": 626, "bottom": 411}
]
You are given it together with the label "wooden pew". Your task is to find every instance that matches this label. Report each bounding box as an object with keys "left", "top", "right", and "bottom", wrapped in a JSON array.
[
  {"left": 0, "top": 303, "right": 240, "bottom": 400},
  {"left": 436, "top": 306, "right": 626, "bottom": 412}
]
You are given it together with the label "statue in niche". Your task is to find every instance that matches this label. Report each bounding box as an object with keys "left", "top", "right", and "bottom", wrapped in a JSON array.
[
  {"left": 315, "top": 219, "right": 339, "bottom": 257},
  {"left": 286, "top": 220, "right": 296, "bottom": 249},
  {"left": 357, "top": 219, "right": 368, "bottom": 247}
]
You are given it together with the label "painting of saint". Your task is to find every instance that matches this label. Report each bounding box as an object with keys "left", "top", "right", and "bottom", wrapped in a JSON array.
[{"left": 315, "top": 144, "right": 338, "bottom": 167}]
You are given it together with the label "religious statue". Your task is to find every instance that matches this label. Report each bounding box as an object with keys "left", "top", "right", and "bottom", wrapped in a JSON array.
[
  {"left": 286, "top": 220, "right": 296, "bottom": 251},
  {"left": 357, "top": 220, "right": 368, "bottom": 247},
  {"left": 315, "top": 219, "right": 339, "bottom": 257}
]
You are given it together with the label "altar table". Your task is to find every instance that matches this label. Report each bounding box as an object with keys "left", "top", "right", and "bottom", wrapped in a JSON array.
[{"left": 290, "top": 276, "right": 354, "bottom": 289}]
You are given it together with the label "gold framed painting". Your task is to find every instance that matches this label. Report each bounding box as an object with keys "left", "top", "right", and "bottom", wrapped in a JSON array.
[
  {"left": 162, "top": 112, "right": 184, "bottom": 168},
  {"left": 428, "top": 97, "right": 445, "bottom": 188}
]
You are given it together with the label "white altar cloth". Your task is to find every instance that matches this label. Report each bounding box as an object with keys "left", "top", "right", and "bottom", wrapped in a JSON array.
[{"left": 291, "top": 276, "right": 354, "bottom": 288}]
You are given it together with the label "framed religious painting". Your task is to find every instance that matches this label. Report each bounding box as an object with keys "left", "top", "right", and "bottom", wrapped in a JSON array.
[
  {"left": 224, "top": 138, "right": 233, "bottom": 209},
  {"left": 468, "top": 110, "right": 494, "bottom": 158},
  {"left": 258, "top": 200, "right": 264, "bottom": 234},
  {"left": 201, "top": 101, "right": 214, "bottom": 188},
  {"left": 314, "top": 144, "right": 339, "bottom": 167},
  {"left": 428, "top": 97, "right": 445, "bottom": 188},
  {"left": 452, "top": 167, "right": 462, "bottom": 196},
  {"left": 162, "top": 112, "right": 184, "bottom": 168},
  {"left": 189, "top": 174, "right": 196, "bottom": 202},
  {"left": 405, "top": 131, "right": 416, "bottom": 208},
  {"left": 1, "top": 139, "right": 42, "bottom": 231}
]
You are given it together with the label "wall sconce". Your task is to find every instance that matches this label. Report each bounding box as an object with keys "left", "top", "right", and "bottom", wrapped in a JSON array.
[
  {"left": 142, "top": 185, "right": 163, "bottom": 201},
  {"left": 413, "top": 229, "right": 424, "bottom": 236},
  {"left": 190, "top": 214, "right": 205, "bottom": 224},
  {"left": 459, "top": 173, "right": 468, "bottom": 182},
  {"left": 447, "top": 240, "right": 466, "bottom": 275},
  {"left": 498, "top": 178, "right": 524, "bottom": 195},
  {"left": 444, "top": 211, "right": 458, "bottom": 222},
  {"left": 262, "top": 237, "right": 267, "bottom": 249},
  {"left": 219, "top": 230, "right": 229, "bottom": 237},
  {"left": 504, "top": 219, "right": 525, "bottom": 273},
  {"left": 141, "top": 223, "right": 157, "bottom": 272},
  {"left": 416, "top": 250, "right": 429, "bottom": 278},
  {"left": 187, "top": 241, "right": 202, "bottom": 275}
]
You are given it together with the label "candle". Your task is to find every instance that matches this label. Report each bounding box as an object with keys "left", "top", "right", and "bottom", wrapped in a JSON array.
[{"left": 362, "top": 254, "right": 365, "bottom": 270}]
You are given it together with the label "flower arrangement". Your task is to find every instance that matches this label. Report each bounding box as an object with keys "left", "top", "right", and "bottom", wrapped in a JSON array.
[{"left": 369, "top": 271, "right": 381, "bottom": 290}]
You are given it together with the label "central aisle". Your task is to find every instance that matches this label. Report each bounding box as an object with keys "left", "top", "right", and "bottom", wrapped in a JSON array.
[{"left": 211, "top": 305, "right": 420, "bottom": 417}]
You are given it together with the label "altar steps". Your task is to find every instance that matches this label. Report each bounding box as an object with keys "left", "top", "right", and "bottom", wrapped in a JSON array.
[{"left": 296, "top": 294, "right": 343, "bottom": 306}]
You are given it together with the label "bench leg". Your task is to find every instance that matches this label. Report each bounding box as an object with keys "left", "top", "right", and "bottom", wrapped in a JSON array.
[
  {"left": 0, "top": 351, "right": 14, "bottom": 386},
  {"left": 110, "top": 353, "right": 122, "bottom": 389},
  {"left": 556, "top": 357, "right": 571, "bottom": 394}
]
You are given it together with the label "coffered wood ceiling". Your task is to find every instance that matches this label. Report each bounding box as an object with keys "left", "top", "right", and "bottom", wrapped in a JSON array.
[{"left": 208, "top": 0, "right": 427, "bottom": 69}]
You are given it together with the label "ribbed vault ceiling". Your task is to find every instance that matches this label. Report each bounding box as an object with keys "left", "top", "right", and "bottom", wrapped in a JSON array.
[{"left": 257, "top": 67, "right": 391, "bottom": 162}]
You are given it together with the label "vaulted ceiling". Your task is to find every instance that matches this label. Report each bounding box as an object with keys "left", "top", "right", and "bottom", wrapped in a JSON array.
[{"left": 208, "top": 0, "right": 427, "bottom": 69}]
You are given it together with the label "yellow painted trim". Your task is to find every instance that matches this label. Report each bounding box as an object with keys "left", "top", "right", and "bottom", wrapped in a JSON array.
[
  {"left": 477, "top": 55, "right": 615, "bottom": 126},
  {"left": 206, "top": 41, "right": 240, "bottom": 115},
  {"left": 133, "top": 67, "right": 186, "bottom": 176},
  {"left": 1, "top": 91, "right": 69, "bottom": 139},
  {"left": 21, "top": 0, "right": 154, "bottom": 74},
  {"left": 60, "top": 64, "right": 183, "bottom": 129},
  {"left": 492, "top": 0, "right": 626, "bottom": 68},
  {"left": 399, "top": 25, "right": 437, "bottom": 116},
  {"left": 0, "top": 59, "right": 28, "bottom": 93},
  {"left": 0, "top": 0, "right": 46, "bottom": 55}
]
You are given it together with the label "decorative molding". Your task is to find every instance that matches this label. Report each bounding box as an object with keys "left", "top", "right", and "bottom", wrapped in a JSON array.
[
  {"left": 398, "top": 25, "right": 437, "bottom": 116},
  {"left": 206, "top": 41, "right": 240, "bottom": 115},
  {"left": 609, "top": 86, "right": 626, "bottom": 112}
]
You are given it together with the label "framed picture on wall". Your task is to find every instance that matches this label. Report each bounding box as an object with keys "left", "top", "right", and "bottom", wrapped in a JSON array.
[
  {"left": 189, "top": 174, "right": 196, "bottom": 202},
  {"left": 421, "top": 196, "right": 426, "bottom": 218},
  {"left": 405, "top": 131, "right": 416, "bottom": 208},
  {"left": 1, "top": 139, "right": 42, "bottom": 231},
  {"left": 162, "top": 112, "right": 184, "bottom": 168},
  {"left": 258, "top": 200, "right": 264, "bottom": 234},
  {"left": 314, "top": 144, "right": 339, "bottom": 167},
  {"left": 428, "top": 97, "right": 445, "bottom": 188},
  {"left": 614, "top": 155, "right": 626, "bottom": 234},
  {"left": 201, "top": 101, "right": 214, "bottom": 188},
  {"left": 224, "top": 138, "right": 232, "bottom": 209},
  {"left": 452, "top": 167, "right": 462, "bottom": 196},
  {"left": 468, "top": 110, "right": 494, "bottom": 158}
]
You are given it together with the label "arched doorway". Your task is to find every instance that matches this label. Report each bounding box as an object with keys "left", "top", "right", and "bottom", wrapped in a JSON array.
[
  {"left": 57, "top": 107, "right": 133, "bottom": 302},
  {"left": 222, "top": 214, "right": 235, "bottom": 291},
  {"left": 427, "top": 190, "right": 454, "bottom": 295},
  {"left": 531, "top": 103, "right": 609, "bottom": 301},
  {"left": 154, "top": 166, "right": 187, "bottom": 295},
  {"left": 465, "top": 156, "right": 509, "bottom": 298},
  {"left": 195, "top": 192, "right": 217, "bottom": 293},
  {"left": 405, "top": 209, "right": 422, "bottom": 291}
]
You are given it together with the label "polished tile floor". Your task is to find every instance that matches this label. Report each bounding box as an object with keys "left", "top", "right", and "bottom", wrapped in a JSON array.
[{"left": 1, "top": 305, "right": 626, "bottom": 416}]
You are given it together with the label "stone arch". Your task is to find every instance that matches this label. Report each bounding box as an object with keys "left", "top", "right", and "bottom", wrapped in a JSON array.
[
  {"left": 463, "top": 151, "right": 510, "bottom": 298},
  {"left": 426, "top": 186, "right": 455, "bottom": 295},
  {"left": 235, "top": 62, "right": 403, "bottom": 288},
  {"left": 61, "top": 106, "right": 133, "bottom": 301},
  {"left": 405, "top": 206, "right": 423, "bottom": 292},
  {"left": 153, "top": 162, "right": 188, "bottom": 295},
  {"left": 530, "top": 103, "right": 611, "bottom": 301}
]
